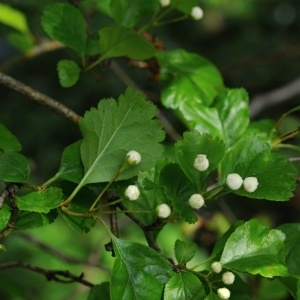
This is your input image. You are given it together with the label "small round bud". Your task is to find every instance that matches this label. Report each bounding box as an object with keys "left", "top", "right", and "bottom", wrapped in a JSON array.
[
  {"left": 156, "top": 204, "right": 171, "bottom": 219},
  {"left": 126, "top": 150, "right": 141, "bottom": 166},
  {"left": 124, "top": 185, "right": 140, "bottom": 201},
  {"left": 194, "top": 154, "right": 209, "bottom": 171},
  {"left": 226, "top": 173, "right": 243, "bottom": 190},
  {"left": 191, "top": 6, "right": 204, "bottom": 20},
  {"left": 159, "top": 0, "right": 170, "bottom": 7},
  {"left": 217, "top": 287, "right": 231, "bottom": 300},
  {"left": 243, "top": 177, "right": 258, "bottom": 193},
  {"left": 188, "top": 194, "right": 205, "bottom": 209},
  {"left": 222, "top": 271, "right": 235, "bottom": 285},
  {"left": 211, "top": 261, "right": 222, "bottom": 273}
]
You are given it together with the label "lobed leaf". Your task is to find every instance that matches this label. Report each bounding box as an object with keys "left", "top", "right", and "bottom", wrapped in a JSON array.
[
  {"left": 174, "top": 240, "right": 198, "bottom": 264},
  {"left": 0, "top": 204, "right": 11, "bottom": 231},
  {"left": 164, "top": 271, "right": 206, "bottom": 300},
  {"left": 175, "top": 131, "right": 225, "bottom": 189},
  {"left": 0, "top": 124, "right": 21, "bottom": 152},
  {"left": 0, "top": 152, "right": 30, "bottom": 182},
  {"left": 16, "top": 187, "right": 63, "bottom": 213},
  {"left": 111, "top": 236, "right": 174, "bottom": 300},
  {"left": 99, "top": 26, "right": 156, "bottom": 60},
  {"left": 42, "top": 3, "right": 87, "bottom": 56},
  {"left": 57, "top": 59, "right": 81, "bottom": 88},
  {"left": 77, "top": 87, "right": 165, "bottom": 189},
  {"left": 220, "top": 219, "right": 288, "bottom": 278}
]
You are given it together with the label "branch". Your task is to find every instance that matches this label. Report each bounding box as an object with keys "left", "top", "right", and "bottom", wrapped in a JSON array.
[
  {"left": 16, "top": 232, "right": 106, "bottom": 269},
  {"left": 250, "top": 77, "right": 300, "bottom": 117},
  {"left": 0, "top": 71, "right": 81, "bottom": 125},
  {"left": 0, "top": 261, "right": 93, "bottom": 287}
]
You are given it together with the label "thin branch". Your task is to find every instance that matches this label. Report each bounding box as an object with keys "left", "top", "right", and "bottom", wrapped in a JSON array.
[
  {"left": 16, "top": 232, "right": 105, "bottom": 269},
  {"left": 0, "top": 71, "right": 81, "bottom": 125},
  {"left": 250, "top": 77, "right": 300, "bottom": 117},
  {"left": 0, "top": 261, "right": 93, "bottom": 287}
]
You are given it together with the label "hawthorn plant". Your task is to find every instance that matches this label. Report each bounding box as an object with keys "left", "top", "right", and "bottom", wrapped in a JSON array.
[{"left": 0, "top": 1, "right": 299, "bottom": 300}]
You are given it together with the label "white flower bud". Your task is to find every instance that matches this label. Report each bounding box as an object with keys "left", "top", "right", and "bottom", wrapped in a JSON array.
[
  {"left": 194, "top": 154, "right": 209, "bottom": 171},
  {"left": 188, "top": 194, "right": 205, "bottom": 209},
  {"left": 217, "top": 287, "right": 231, "bottom": 300},
  {"left": 222, "top": 271, "right": 235, "bottom": 285},
  {"left": 226, "top": 173, "right": 243, "bottom": 190},
  {"left": 191, "top": 6, "right": 204, "bottom": 20},
  {"left": 124, "top": 185, "right": 140, "bottom": 201},
  {"left": 159, "top": 0, "right": 170, "bottom": 7},
  {"left": 156, "top": 203, "right": 171, "bottom": 218},
  {"left": 211, "top": 261, "right": 222, "bottom": 273},
  {"left": 243, "top": 177, "right": 258, "bottom": 193},
  {"left": 126, "top": 150, "right": 141, "bottom": 166}
]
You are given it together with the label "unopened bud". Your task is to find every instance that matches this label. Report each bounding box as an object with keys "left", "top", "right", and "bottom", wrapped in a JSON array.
[
  {"left": 156, "top": 203, "right": 171, "bottom": 218},
  {"left": 226, "top": 173, "right": 243, "bottom": 190},
  {"left": 126, "top": 150, "right": 141, "bottom": 166},
  {"left": 211, "top": 261, "right": 222, "bottom": 273},
  {"left": 191, "top": 6, "right": 204, "bottom": 20},
  {"left": 243, "top": 176, "right": 258, "bottom": 193},
  {"left": 159, "top": 0, "right": 170, "bottom": 7},
  {"left": 217, "top": 287, "right": 231, "bottom": 300},
  {"left": 194, "top": 154, "right": 209, "bottom": 171},
  {"left": 124, "top": 185, "right": 140, "bottom": 201},
  {"left": 222, "top": 271, "right": 235, "bottom": 285},
  {"left": 188, "top": 194, "right": 205, "bottom": 209}
]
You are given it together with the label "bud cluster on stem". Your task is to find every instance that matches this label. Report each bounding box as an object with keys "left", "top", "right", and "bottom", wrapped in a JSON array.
[{"left": 226, "top": 173, "right": 259, "bottom": 192}]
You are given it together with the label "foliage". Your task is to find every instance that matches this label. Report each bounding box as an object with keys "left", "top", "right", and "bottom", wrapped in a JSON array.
[{"left": 0, "top": 1, "right": 299, "bottom": 300}]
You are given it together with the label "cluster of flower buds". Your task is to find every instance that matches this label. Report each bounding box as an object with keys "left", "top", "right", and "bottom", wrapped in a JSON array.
[
  {"left": 226, "top": 173, "right": 259, "bottom": 193},
  {"left": 211, "top": 262, "right": 235, "bottom": 299}
]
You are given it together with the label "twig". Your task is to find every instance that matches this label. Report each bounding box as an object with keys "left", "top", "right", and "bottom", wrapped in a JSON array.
[
  {"left": 0, "top": 261, "right": 93, "bottom": 287},
  {"left": 0, "top": 71, "right": 81, "bottom": 125},
  {"left": 16, "top": 232, "right": 104, "bottom": 269}
]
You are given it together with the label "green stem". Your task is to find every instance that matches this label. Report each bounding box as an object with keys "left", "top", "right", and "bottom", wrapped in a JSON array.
[
  {"left": 272, "top": 128, "right": 300, "bottom": 147},
  {"left": 41, "top": 174, "right": 60, "bottom": 188},
  {"left": 189, "top": 257, "right": 212, "bottom": 271},
  {"left": 83, "top": 56, "right": 105, "bottom": 72}
]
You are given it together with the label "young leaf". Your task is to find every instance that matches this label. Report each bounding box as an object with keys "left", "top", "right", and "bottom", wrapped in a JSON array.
[
  {"left": 220, "top": 135, "right": 297, "bottom": 201},
  {"left": 175, "top": 131, "right": 225, "bottom": 188},
  {"left": 0, "top": 3, "right": 30, "bottom": 33},
  {"left": 15, "top": 210, "right": 58, "bottom": 230},
  {"left": 220, "top": 219, "right": 288, "bottom": 278},
  {"left": 174, "top": 240, "right": 198, "bottom": 264},
  {"left": 72, "top": 87, "right": 164, "bottom": 196},
  {"left": 277, "top": 223, "right": 300, "bottom": 277},
  {"left": 8, "top": 32, "right": 34, "bottom": 53},
  {"left": 55, "top": 141, "right": 84, "bottom": 184},
  {"left": 16, "top": 187, "right": 63, "bottom": 213},
  {"left": 0, "top": 123, "right": 22, "bottom": 152},
  {"left": 164, "top": 271, "right": 206, "bottom": 300},
  {"left": 160, "top": 164, "right": 198, "bottom": 224},
  {"left": 57, "top": 59, "right": 81, "bottom": 88},
  {"left": 88, "top": 282, "right": 110, "bottom": 300},
  {"left": 0, "top": 152, "right": 30, "bottom": 182},
  {"left": 0, "top": 204, "right": 11, "bottom": 231},
  {"left": 156, "top": 49, "right": 224, "bottom": 108},
  {"left": 110, "top": 0, "right": 158, "bottom": 27},
  {"left": 111, "top": 236, "right": 174, "bottom": 300},
  {"left": 42, "top": 3, "right": 87, "bottom": 56},
  {"left": 99, "top": 26, "right": 156, "bottom": 60}
]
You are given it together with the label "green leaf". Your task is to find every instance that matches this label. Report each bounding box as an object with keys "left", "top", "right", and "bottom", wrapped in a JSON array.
[
  {"left": 164, "top": 271, "right": 206, "bottom": 300},
  {"left": 88, "top": 283, "right": 110, "bottom": 300},
  {"left": 156, "top": 49, "right": 224, "bottom": 108},
  {"left": 110, "top": 0, "right": 158, "bottom": 27},
  {"left": 175, "top": 131, "right": 225, "bottom": 188},
  {"left": 56, "top": 141, "right": 84, "bottom": 184},
  {"left": 42, "top": 3, "right": 87, "bottom": 56},
  {"left": 278, "top": 223, "right": 300, "bottom": 277},
  {"left": 160, "top": 164, "right": 198, "bottom": 224},
  {"left": 15, "top": 210, "right": 58, "bottom": 230},
  {"left": 111, "top": 236, "right": 174, "bottom": 300},
  {"left": 204, "top": 292, "right": 220, "bottom": 300},
  {"left": 99, "top": 26, "right": 156, "bottom": 60},
  {"left": 8, "top": 32, "right": 34, "bottom": 53},
  {"left": 213, "top": 88, "right": 249, "bottom": 147},
  {"left": 57, "top": 59, "right": 81, "bottom": 88},
  {"left": 0, "top": 3, "right": 29, "bottom": 33},
  {"left": 0, "top": 244, "right": 6, "bottom": 251},
  {"left": 174, "top": 240, "right": 198, "bottom": 264},
  {"left": 220, "top": 219, "right": 288, "bottom": 278},
  {"left": 0, "top": 124, "right": 22, "bottom": 152},
  {"left": 171, "top": 0, "right": 199, "bottom": 14},
  {"left": 0, "top": 152, "right": 30, "bottom": 182},
  {"left": 16, "top": 187, "right": 63, "bottom": 213},
  {"left": 220, "top": 135, "right": 297, "bottom": 201},
  {"left": 0, "top": 204, "right": 11, "bottom": 231},
  {"left": 76, "top": 87, "right": 164, "bottom": 190}
]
